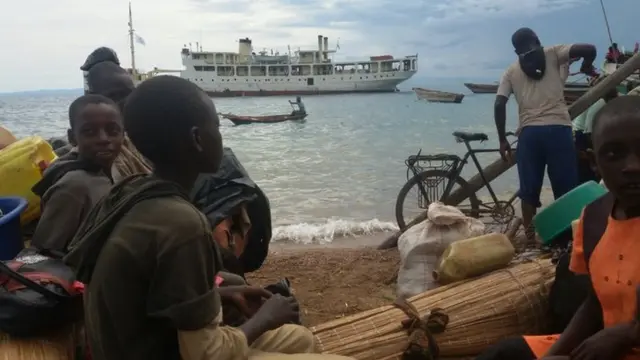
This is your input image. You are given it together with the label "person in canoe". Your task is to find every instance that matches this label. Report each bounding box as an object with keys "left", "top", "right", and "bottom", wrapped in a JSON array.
[
  {"left": 494, "top": 27, "right": 597, "bottom": 243},
  {"left": 64, "top": 76, "right": 354, "bottom": 360},
  {"left": 477, "top": 95, "right": 640, "bottom": 360},
  {"left": 30, "top": 94, "right": 124, "bottom": 254},
  {"left": 289, "top": 96, "right": 307, "bottom": 116}
]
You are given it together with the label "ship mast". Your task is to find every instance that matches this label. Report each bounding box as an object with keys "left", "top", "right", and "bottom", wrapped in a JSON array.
[{"left": 128, "top": 2, "right": 137, "bottom": 79}]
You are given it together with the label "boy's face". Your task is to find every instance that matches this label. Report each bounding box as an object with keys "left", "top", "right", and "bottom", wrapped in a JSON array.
[
  {"left": 593, "top": 114, "right": 640, "bottom": 207},
  {"left": 69, "top": 103, "right": 124, "bottom": 169},
  {"left": 191, "top": 93, "right": 223, "bottom": 173}
]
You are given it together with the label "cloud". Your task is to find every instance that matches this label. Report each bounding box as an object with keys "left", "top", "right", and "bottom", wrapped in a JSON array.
[{"left": 0, "top": 0, "right": 636, "bottom": 92}]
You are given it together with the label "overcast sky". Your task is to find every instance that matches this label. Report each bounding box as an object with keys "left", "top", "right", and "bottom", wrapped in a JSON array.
[{"left": 0, "top": 0, "right": 637, "bottom": 92}]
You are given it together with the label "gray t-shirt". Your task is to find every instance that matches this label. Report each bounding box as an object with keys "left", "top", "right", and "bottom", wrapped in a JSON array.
[
  {"left": 497, "top": 44, "right": 573, "bottom": 132},
  {"left": 31, "top": 170, "right": 112, "bottom": 252}
]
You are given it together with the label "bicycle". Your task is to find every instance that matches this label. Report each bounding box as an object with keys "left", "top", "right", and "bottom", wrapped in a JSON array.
[{"left": 395, "top": 130, "right": 519, "bottom": 231}]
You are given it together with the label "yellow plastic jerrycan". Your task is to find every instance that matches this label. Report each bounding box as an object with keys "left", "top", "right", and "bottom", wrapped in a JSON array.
[
  {"left": 0, "top": 125, "right": 17, "bottom": 150},
  {"left": 433, "top": 233, "right": 516, "bottom": 285},
  {"left": 0, "top": 136, "right": 57, "bottom": 225}
]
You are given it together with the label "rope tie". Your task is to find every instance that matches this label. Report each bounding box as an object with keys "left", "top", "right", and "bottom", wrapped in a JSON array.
[{"left": 393, "top": 297, "right": 449, "bottom": 360}]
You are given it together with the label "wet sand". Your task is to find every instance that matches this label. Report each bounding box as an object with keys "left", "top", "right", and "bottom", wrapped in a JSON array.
[
  {"left": 249, "top": 232, "right": 399, "bottom": 326},
  {"left": 251, "top": 226, "right": 531, "bottom": 327}
]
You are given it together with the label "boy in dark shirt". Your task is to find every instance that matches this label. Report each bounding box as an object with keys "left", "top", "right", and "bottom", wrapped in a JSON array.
[
  {"left": 31, "top": 94, "right": 123, "bottom": 252},
  {"left": 65, "top": 76, "right": 347, "bottom": 360}
]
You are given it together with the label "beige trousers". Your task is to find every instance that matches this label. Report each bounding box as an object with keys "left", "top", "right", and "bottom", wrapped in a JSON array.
[
  {"left": 250, "top": 324, "right": 352, "bottom": 359},
  {"left": 178, "top": 313, "right": 354, "bottom": 360}
]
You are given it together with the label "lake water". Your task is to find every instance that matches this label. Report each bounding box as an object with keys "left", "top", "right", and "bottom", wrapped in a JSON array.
[{"left": 1, "top": 83, "right": 539, "bottom": 244}]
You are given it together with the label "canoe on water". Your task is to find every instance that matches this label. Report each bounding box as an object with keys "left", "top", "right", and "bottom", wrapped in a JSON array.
[
  {"left": 413, "top": 87, "right": 465, "bottom": 104},
  {"left": 220, "top": 112, "right": 307, "bottom": 125}
]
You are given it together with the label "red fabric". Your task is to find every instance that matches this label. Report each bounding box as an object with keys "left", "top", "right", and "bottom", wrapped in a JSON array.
[{"left": 73, "top": 281, "right": 85, "bottom": 293}]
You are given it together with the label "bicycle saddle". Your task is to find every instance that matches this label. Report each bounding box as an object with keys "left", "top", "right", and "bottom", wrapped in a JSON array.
[{"left": 452, "top": 131, "right": 489, "bottom": 142}]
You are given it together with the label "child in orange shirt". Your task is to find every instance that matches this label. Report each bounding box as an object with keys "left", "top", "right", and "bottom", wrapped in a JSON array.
[{"left": 477, "top": 95, "right": 640, "bottom": 360}]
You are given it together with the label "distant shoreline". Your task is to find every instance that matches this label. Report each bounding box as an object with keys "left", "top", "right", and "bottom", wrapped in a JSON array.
[{"left": 0, "top": 88, "right": 83, "bottom": 96}]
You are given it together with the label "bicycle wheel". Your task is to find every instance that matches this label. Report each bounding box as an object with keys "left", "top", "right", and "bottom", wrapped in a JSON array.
[{"left": 395, "top": 169, "right": 480, "bottom": 229}]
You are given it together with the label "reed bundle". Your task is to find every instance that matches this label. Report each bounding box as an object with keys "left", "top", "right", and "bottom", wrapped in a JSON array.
[
  {"left": 112, "top": 137, "right": 152, "bottom": 178},
  {"left": 311, "top": 259, "right": 555, "bottom": 359},
  {"left": 0, "top": 327, "right": 77, "bottom": 360}
]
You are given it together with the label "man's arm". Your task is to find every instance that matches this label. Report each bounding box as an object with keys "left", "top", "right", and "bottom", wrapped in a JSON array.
[
  {"left": 569, "top": 44, "right": 597, "bottom": 68},
  {"left": 494, "top": 96, "right": 508, "bottom": 142},
  {"left": 553, "top": 44, "right": 597, "bottom": 70},
  {"left": 494, "top": 72, "right": 511, "bottom": 142},
  {"left": 544, "top": 290, "right": 603, "bottom": 356},
  {"left": 148, "top": 231, "right": 272, "bottom": 358}
]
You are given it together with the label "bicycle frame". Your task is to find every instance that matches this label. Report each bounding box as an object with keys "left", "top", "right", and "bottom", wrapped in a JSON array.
[{"left": 439, "top": 138, "right": 518, "bottom": 207}]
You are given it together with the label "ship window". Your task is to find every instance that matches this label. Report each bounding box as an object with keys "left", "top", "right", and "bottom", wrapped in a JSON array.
[
  {"left": 194, "top": 66, "right": 203, "bottom": 71},
  {"left": 288, "top": 79, "right": 290, "bottom": 81},
  {"left": 307, "top": 77, "right": 314, "bottom": 86},
  {"left": 322, "top": 78, "right": 325, "bottom": 81}
]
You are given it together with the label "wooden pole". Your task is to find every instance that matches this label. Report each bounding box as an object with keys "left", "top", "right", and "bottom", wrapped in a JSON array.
[{"left": 378, "top": 53, "right": 640, "bottom": 250}]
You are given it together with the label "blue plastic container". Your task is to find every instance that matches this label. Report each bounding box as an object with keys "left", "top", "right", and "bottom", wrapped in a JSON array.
[{"left": 0, "top": 197, "right": 28, "bottom": 260}]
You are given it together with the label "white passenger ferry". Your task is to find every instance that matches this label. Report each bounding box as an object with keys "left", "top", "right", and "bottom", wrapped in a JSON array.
[
  {"left": 115, "top": 6, "right": 417, "bottom": 97},
  {"left": 179, "top": 35, "right": 418, "bottom": 97}
]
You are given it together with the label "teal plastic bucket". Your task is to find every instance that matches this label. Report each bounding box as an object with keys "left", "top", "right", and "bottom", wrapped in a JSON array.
[{"left": 534, "top": 181, "right": 608, "bottom": 245}]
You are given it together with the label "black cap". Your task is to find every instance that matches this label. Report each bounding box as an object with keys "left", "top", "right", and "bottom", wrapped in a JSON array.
[
  {"left": 511, "top": 27, "right": 539, "bottom": 53},
  {"left": 80, "top": 47, "right": 120, "bottom": 71}
]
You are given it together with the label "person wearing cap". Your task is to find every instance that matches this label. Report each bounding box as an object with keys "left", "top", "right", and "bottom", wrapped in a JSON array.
[
  {"left": 493, "top": 27, "right": 597, "bottom": 243},
  {"left": 81, "top": 48, "right": 152, "bottom": 181}
]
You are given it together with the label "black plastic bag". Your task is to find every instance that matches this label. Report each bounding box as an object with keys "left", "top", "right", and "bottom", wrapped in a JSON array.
[{"left": 191, "top": 148, "right": 272, "bottom": 273}]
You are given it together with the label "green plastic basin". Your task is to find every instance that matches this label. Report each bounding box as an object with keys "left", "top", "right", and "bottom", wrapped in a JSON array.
[{"left": 534, "top": 181, "right": 608, "bottom": 245}]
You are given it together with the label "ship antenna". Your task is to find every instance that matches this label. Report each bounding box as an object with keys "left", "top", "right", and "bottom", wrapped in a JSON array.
[{"left": 128, "top": 1, "right": 137, "bottom": 79}]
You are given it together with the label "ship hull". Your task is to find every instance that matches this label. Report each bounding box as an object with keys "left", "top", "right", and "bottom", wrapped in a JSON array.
[
  {"left": 185, "top": 71, "right": 416, "bottom": 98},
  {"left": 204, "top": 88, "right": 399, "bottom": 97}
]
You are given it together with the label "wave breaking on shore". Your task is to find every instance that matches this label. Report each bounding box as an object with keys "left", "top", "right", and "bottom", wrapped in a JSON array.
[{"left": 272, "top": 218, "right": 398, "bottom": 244}]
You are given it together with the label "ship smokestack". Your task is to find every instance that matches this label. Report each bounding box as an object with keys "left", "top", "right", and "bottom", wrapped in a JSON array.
[
  {"left": 318, "top": 35, "right": 323, "bottom": 62},
  {"left": 323, "top": 37, "right": 328, "bottom": 61}
]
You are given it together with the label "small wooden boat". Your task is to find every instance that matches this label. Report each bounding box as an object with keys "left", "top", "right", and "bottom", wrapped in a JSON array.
[
  {"left": 413, "top": 87, "right": 464, "bottom": 104},
  {"left": 464, "top": 82, "right": 498, "bottom": 94},
  {"left": 465, "top": 82, "right": 590, "bottom": 95},
  {"left": 564, "top": 83, "right": 590, "bottom": 89},
  {"left": 563, "top": 88, "right": 589, "bottom": 105},
  {"left": 220, "top": 112, "right": 307, "bottom": 125}
]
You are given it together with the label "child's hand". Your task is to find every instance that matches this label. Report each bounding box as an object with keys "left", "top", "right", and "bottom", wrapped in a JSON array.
[
  {"left": 218, "top": 285, "right": 272, "bottom": 317},
  {"left": 252, "top": 294, "right": 300, "bottom": 331},
  {"left": 570, "top": 323, "right": 635, "bottom": 360}
]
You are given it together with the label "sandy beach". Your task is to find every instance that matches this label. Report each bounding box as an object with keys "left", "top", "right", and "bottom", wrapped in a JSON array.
[
  {"left": 251, "top": 223, "right": 531, "bottom": 327},
  {"left": 249, "top": 232, "right": 400, "bottom": 326}
]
